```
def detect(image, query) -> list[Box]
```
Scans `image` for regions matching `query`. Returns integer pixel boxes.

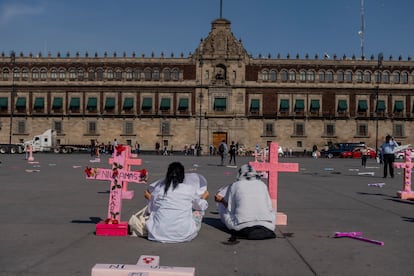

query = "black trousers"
[382,153,395,177]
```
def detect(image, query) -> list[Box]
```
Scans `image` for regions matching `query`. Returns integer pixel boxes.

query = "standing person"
[155,142,160,155]
[361,146,368,168]
[144,162,209,243]
[228,141,237,166]
[381,135,399,178]
[218,140,228,166]
[214,164,276,240]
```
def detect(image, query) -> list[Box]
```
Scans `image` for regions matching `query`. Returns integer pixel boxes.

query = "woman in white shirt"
[145,162,209,243]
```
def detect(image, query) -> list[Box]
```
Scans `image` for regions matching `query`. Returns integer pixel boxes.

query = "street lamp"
[375,52,383,154]
[9,51,16,145]
[197,58,203,156]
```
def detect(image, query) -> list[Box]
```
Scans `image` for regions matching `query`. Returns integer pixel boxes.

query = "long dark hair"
[164,162,185,195]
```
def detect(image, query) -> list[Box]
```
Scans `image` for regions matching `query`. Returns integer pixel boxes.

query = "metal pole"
[197,58,203,156]
[9,51,16,145]
[375,53,383,153]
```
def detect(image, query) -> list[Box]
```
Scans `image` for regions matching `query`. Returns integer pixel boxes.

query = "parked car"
[395,149,414,160]
[322,142,366,158]
[340,147,376,159]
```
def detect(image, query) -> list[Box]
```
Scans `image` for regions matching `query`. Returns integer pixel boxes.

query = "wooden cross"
[85,145,147,236]
[249,142,299,225]
[394,149,414,200]
[27,145,34,161]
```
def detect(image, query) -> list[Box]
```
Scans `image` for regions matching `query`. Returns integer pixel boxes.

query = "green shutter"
[280,99,289,110]
[214,98,226,109]
[295,99,304,110]
[376,100,385,112]
[123,98,134,109]
[394,101,404,112]
[337,100,347,111]
[87,98,97,110]
[69,97,80,109]
[105,97,115,109]
[34,97,44,108]
[178,98,189,110]
[160,98,171,110]
[358,100,367,111]
[16,97,26,108]
[52,97,62,109]
[310,99,320,110]
[142,98,152,110]
[0,97,8,108]
[250,99,260,111]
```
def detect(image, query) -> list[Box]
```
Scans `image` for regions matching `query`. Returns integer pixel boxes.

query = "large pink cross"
[85,145,147,236]
[394,149,414,200]
[249,142,299,225]
[109,146,142,199]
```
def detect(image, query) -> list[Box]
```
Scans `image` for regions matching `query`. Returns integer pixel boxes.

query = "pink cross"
[394,149,414,200]
[85,145,147,236]
[109,146,142,199]
[249,142,299,225]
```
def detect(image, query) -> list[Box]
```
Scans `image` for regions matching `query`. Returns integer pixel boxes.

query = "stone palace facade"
[1,18,413,154]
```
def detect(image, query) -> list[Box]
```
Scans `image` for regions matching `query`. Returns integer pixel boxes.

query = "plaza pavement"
[0,152,413,276]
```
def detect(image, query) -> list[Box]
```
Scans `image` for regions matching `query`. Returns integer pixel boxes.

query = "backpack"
[218,143,225,153]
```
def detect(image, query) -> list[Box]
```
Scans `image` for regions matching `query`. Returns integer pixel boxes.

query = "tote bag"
[128,206,149,237]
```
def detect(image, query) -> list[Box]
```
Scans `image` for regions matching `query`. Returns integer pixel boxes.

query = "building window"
[178,98,189,111]
[87,97,98,112]
[115,69,122,81]
[393,123,404,137]
[294,99,304,112]
[172,68,179,81]
[88,69,95,81]
[164,69,171,81]
[213,97,226,112]
[269,70,277,81]
[153,68,160,80]
[126,70,133,81]
[124,122,133,135]
[59,69,66,80]
[281,70,288,81]
[289,70,296,81]
[78,69,85,81]
[325,123,335,137]
[319,71,325,82]
[310,99,320,112]
[383,72,390,83]
[357,123,368,137]
[141,97,152,111]
[307,70,315,81]
[133,68,141,80]
[97,69,104,81]
[104,97,116,112]
[357,100,368,113]
[69,69,76,80]
[123,97,134,112]
[394,100,404,113]
[250,99,260,113]
[160,98,171,111]
[355,70,363,82]
[337,71,344,82]
[33,97,45,112]
[32,68,39,80]
[0,97,8,112]
[69,97,80,112]
[88,121,97,135]
[262,70,269,81]
[232,70,236,80]
[22,68,29,80]
[107,69,114,80]
[161,121,170,135]
[17,121,26,134]
[401,72,408,84]
[393,72,400,84]
[294,122,305,136]
[279,99,289,113]
[54,121,62,134]
[265,122,274,136]
[15,97,26,112]
[345,71,353,82]
[364,71,371,82]
[299,70,306,81]
[144,68,152,80]
[337,100,348,113]
[2,69,9,81]
[326,71,334,82]
[40,68,47,80]
[13,68,20,81]
[376,100,386,113]
[52,97,63,112]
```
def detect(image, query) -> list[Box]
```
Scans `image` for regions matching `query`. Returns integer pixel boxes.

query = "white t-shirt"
[146,173,208,243]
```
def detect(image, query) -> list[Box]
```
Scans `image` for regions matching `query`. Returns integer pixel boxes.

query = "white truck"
[23,129,89,153]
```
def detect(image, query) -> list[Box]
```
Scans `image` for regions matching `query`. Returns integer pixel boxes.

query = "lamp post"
[375,53,383,154]
[197,57,203,156]
[9,51,16,145]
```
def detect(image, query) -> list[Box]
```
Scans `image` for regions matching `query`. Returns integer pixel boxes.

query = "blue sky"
[0,0,412,59]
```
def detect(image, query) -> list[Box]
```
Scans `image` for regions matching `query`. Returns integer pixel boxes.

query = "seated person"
[144,162,209,243]
[215,164,276,240]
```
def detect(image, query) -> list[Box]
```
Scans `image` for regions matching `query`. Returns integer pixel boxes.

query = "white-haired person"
[214,164,276,240]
